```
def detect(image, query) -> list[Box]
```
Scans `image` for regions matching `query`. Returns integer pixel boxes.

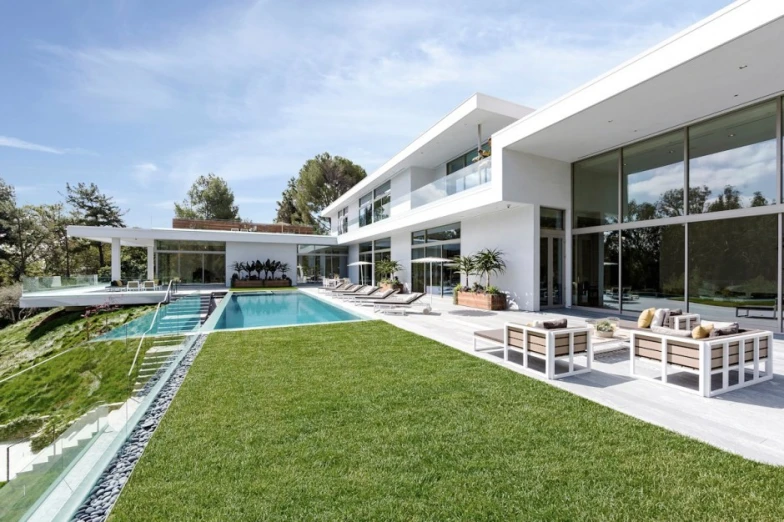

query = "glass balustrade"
[411,157,492,209]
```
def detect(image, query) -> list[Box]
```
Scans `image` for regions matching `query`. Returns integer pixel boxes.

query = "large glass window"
[573,231,619,310]
[297,245,349,283]
[157,252,225,284]
[688,101,778,213]
[623,131,685,221]
[155,240,225,252]
[337,207,348,235]
[373,181,391,222]
[688,215,777,322]
[573,151,619,228]
[358,193,372,227]
[410,224,461,295]
[540,208,564,230]
[425,223,461,242]
[621,225,685,314]
[446,142,490,175]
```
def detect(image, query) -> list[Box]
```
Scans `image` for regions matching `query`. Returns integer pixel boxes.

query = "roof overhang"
[494,0,784,162]
[67,226,339,247]
[322,93,533,216]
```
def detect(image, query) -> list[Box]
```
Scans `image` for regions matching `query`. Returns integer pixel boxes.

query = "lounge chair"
[318,280,350,293]
[335,286,378,299]
[346,288,398,304]
[142,280,157,291]
[329,284,363,295]
[373,293,427,315]
[126,280,141,291]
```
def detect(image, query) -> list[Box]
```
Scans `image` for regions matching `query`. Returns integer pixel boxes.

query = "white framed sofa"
[503,322,593,380]
[629,328,773,397]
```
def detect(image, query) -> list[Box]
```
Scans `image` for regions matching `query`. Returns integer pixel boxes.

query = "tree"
[277,153,366,233]
[453,255,476,287]
[1,204,55,281]
[0,178,14,248]
[751,191,768,207]
[175,173,240,221]
[707,185,742,212]
[65,182,126,267]
[473,248,506,288]
[274,177,300,224]
[375,259,403,282]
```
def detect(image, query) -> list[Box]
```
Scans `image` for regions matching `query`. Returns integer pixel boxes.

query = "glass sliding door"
[621,225,684,314]
[573,231,619,310]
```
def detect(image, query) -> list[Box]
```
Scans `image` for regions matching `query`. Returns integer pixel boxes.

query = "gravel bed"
[70,334,207,522]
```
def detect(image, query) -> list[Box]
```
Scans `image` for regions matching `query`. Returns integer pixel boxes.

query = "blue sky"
[0,0,730,227]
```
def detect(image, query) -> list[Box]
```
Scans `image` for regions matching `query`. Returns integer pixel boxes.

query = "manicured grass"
[111,322,784,521]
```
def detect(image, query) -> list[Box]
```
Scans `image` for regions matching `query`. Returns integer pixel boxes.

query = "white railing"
[128,280,175,377]
[411,157,492,209]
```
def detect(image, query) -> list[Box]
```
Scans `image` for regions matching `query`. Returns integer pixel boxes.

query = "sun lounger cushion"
[637,308,655,328]
[669,308,683,316]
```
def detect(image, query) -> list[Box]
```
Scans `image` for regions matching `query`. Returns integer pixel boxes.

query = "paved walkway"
[304,289,784,466]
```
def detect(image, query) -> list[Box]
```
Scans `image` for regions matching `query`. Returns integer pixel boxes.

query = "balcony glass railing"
[21,275,100,294]
[411,157,492,209]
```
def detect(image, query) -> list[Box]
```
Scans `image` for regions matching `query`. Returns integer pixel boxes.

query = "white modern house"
[28,0,784,331]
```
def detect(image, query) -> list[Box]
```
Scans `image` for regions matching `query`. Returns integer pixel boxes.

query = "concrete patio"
[302,288,784,466]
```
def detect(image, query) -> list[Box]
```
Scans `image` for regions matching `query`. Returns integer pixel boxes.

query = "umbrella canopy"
[411,257,454,306]
[347,261,373,285]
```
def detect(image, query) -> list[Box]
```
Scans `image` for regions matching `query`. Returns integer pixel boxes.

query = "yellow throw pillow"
[637,308,655,328]
[692,325,711,339]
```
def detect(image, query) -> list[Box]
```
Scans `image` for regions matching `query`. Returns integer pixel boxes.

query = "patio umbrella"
[347,261,373,285]
[411,257,453,307]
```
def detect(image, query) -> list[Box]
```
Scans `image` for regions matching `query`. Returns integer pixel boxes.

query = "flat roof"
[494,0,784,161]
[67,226,339,247]
[321,93,533,216]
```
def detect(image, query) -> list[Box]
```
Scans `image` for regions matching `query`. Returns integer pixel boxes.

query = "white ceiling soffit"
[499,2,784,162]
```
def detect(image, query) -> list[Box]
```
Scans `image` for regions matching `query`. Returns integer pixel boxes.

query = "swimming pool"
[210,292,364,330]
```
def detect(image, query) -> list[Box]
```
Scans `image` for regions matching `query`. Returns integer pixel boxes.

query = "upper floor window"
[359,181,391,227]
[446,141,490,175]
[337,207,348,235]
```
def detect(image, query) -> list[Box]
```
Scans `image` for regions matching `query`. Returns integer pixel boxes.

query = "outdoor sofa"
[477,320,593,379]
[631,308,773,397]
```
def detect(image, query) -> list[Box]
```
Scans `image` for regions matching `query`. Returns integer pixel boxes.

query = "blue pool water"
[213,292,363,330]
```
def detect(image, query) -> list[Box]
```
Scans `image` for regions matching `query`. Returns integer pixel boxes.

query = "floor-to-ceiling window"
[373,238,391,282]
[155,240,226,284]
[572,96,784,331]
[297,245,349,283]
[358,241,373,284]
[411,223,460,295]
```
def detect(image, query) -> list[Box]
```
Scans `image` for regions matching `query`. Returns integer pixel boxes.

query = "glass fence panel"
[411,157,492,209]
[21,275,100,294]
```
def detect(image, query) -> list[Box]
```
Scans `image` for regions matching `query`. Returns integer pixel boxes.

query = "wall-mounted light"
[728,133,736,138]
[739,65,748,70]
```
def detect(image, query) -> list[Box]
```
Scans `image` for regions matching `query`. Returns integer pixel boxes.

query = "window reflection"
[573,231,619,310]
[621,225,685,313]
[573,151,619,228]
[688,101,777,213]
[622,131,684,221]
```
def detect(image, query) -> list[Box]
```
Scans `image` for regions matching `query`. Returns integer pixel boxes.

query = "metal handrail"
[128,280,174,377]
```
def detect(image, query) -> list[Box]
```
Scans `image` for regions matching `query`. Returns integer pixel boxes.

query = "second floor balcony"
[411,157,492,209]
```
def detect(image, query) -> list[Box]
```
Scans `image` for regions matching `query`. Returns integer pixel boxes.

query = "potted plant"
[456,249,507,310]
[594,319,616,338]
[376,259,404,291]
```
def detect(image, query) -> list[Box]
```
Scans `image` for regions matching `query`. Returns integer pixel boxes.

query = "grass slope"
[112,322,784,521]
[0,306,153,428]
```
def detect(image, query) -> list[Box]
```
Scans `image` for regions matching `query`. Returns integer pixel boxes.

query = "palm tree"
[279,262,290,279]
[473,248,506,288]
[262,259,274,280]
[253,259,263,279]
[375,259,403,281]
[453,255,476,287]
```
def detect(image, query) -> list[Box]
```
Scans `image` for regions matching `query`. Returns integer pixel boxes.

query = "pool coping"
[200,289,374,334]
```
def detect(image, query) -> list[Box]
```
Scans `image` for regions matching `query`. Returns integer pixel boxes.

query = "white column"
[111,238,121,281]
[147,245,155,280]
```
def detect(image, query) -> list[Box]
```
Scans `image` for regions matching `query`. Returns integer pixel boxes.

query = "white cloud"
[32,0,720,222]
[0,136,88,154]
[132,162,159,187]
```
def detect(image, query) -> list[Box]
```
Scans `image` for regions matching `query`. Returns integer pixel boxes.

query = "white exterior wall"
[225,242,298,287]
[390,232,412,290]
[500,149,571,208]
[461,206,538,311]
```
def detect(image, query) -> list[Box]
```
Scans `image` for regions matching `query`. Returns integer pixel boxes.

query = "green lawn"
[111,322,784,521]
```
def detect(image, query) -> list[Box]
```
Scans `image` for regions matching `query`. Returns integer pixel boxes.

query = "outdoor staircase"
[153,294,209,335]
[132,338,185,394]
